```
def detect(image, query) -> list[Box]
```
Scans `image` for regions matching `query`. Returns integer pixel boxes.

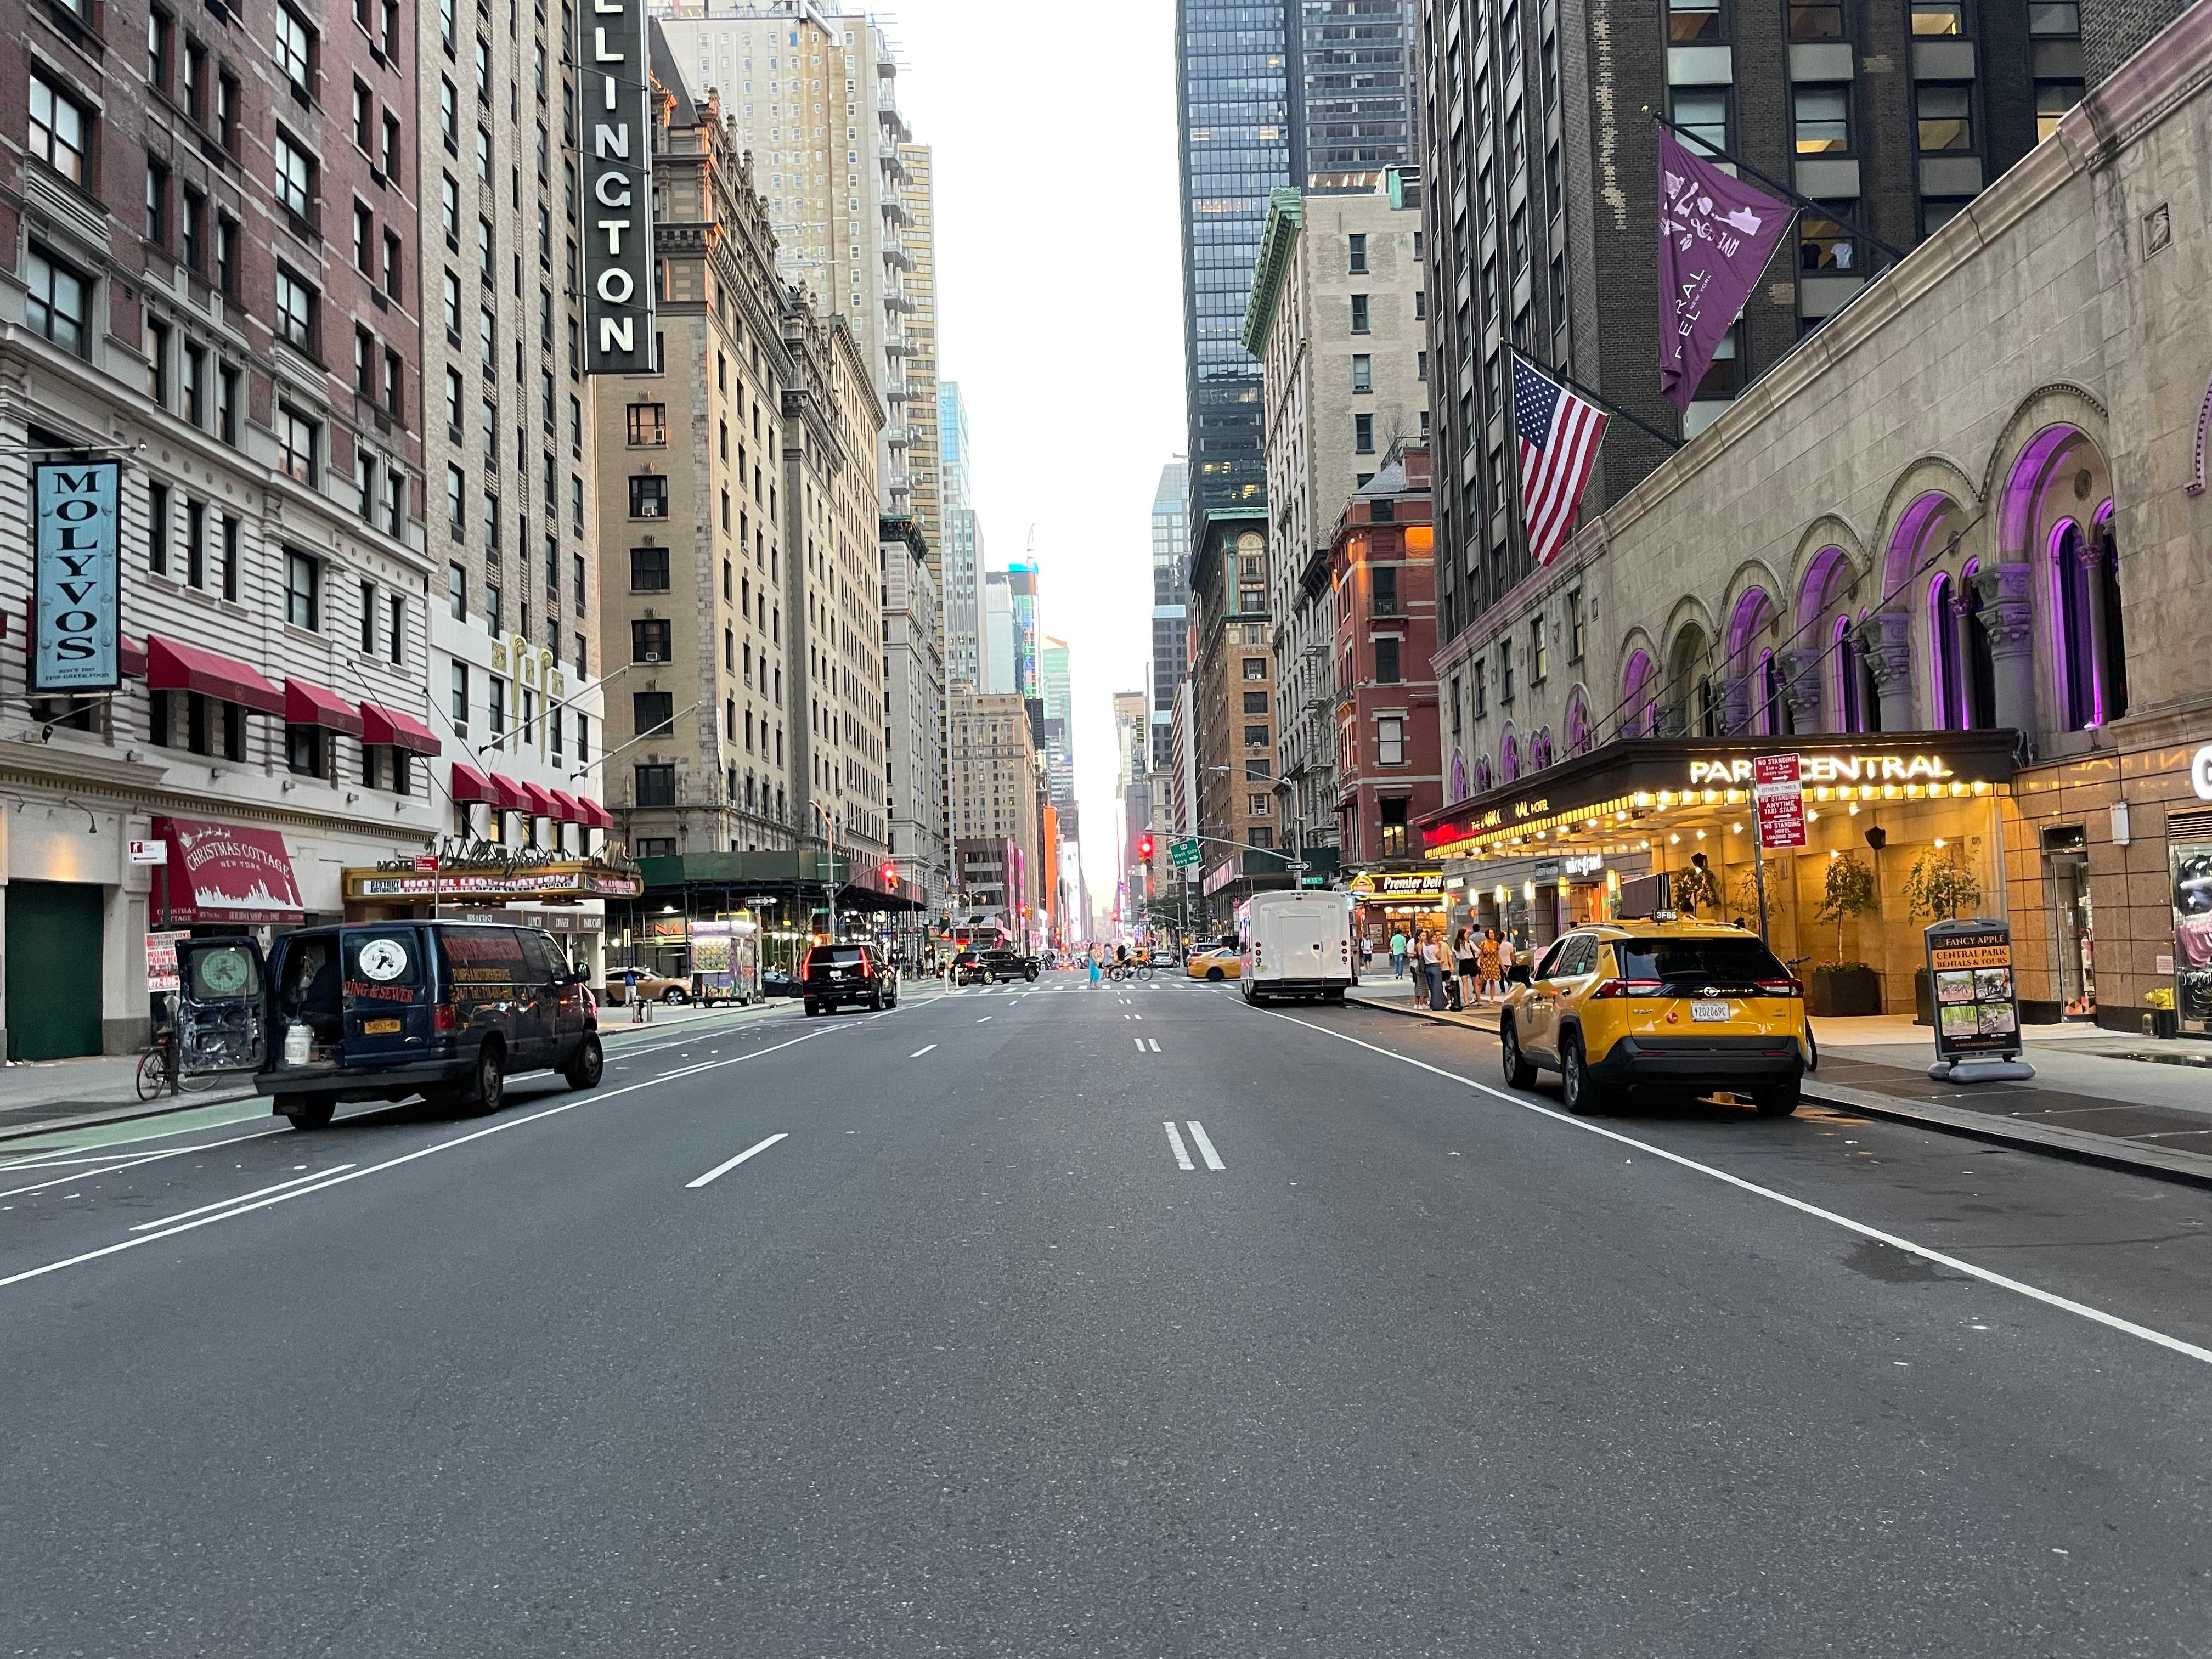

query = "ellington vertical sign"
[581,0,655,374]
[32,459,122,695]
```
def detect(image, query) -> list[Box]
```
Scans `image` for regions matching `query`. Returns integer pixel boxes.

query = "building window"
[629,546,670,591]
[283,549,321,630]
[1242,690,1269,715]
[1793,86,1850,154]
[275,132,315,222]
[484,582,502,635]
[487,675,506,738]
[632,618,673,662]
[1352,353,1372,393]
[1244,724,1269,748]
[277,3,315,95]
[2036,81,2083,142]
[1347,232,1367,274]
[1800,204,1859,272]
[1916,84,1974,151]
[1696,324,1744,400]
[1374,637,1401,684]
[450,660,470,734]
[1349,293,1370,334]
[1354,413,1376,453]
[285,723,326,779]
[634,691,674,736]
[629,475,668,518]
[1910,0,1964,33]
[278,405,319,483]
[1376,717,1406,765]
[146,157,170,244]
[1669,0,1725,40]
[29,76,91,185]
[1790,0,1845,36]
[1532,619,1550,682]
[1672,90,1729,154]
[627,402,667,445]
[26,246,90,354]
[275,268,318,352]
[635,764,676,808]
[1242,656,1267,680]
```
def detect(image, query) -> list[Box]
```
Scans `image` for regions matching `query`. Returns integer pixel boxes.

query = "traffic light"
[880,861,898,887]
[1138,833,1154,861]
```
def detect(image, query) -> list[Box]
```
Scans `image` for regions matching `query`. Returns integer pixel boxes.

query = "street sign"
[412,855,440,874]
[128,839,169,865]
[1169,838,1201,868]
[1752,753,1806,850]
[145,929,188,994]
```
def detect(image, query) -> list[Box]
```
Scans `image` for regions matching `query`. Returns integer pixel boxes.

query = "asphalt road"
[4,973,2211,1657]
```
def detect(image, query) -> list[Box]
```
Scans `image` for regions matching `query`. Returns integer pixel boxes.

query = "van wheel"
[278,1095,334,1130]
[460,1041,505,1116]
[1754,1080,1801,1117]
[1560,1033,1601,1115]
[563,1034,604,1091]
[1501,1017,1538,1090]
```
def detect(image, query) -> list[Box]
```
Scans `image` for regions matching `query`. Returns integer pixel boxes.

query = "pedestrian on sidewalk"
[1421,932,1448,1009]
[1496,931,1517,995]
[1453,926,1477,1008]
[1390,928,1408,979]
[1476,928,1502,1005]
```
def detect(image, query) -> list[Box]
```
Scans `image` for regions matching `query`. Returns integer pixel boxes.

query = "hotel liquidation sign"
[580,0,655,374]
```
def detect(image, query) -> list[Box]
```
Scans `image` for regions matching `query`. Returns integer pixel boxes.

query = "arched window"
[1501,727,1520,783]
[2095,508,2128,721]
[1961,560,1997,729]
[2051,519,2096,729]
[1473,753,1495,794]
[1928,572,1961,730]
[1622,651,1657,737]
[1757,648,1793,735]
[1832,616,1863,732]
[1529,726,1555,770]
[1565,687,1593,754]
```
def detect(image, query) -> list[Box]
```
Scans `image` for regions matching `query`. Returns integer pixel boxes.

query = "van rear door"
[340,926,433,1064]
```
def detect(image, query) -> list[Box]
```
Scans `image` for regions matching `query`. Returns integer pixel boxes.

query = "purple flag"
[1656,131,1794,411]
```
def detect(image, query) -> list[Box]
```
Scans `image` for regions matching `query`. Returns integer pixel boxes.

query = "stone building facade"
[881,515,944,913]
[1424,3,2212,1030]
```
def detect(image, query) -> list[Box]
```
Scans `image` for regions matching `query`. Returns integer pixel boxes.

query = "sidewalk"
[0,995,789,1143]
[1344,983,2212,1188]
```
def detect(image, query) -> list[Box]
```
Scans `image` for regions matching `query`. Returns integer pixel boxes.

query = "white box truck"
[1234,890,1357,1005]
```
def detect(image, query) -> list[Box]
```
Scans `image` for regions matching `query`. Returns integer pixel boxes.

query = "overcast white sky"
[884,0,1186,915]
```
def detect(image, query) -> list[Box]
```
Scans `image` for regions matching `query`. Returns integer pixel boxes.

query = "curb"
[1800,1079,2212,1190]
[0,1001,792,1146]
[1350,992,2212,1191]
[1346,994,1499,1034]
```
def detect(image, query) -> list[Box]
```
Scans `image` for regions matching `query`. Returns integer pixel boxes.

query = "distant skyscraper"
[1007,562,1040,699]
[940,382,982,689]
[1148,460,1190,775]
[982,571,1016,695]
[1173,2,1417,524]
[1041,637,1075,812]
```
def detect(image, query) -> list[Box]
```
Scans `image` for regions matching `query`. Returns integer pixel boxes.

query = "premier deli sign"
[581,0,655,375]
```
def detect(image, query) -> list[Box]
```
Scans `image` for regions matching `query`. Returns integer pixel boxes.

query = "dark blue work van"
[253,921,602,1130]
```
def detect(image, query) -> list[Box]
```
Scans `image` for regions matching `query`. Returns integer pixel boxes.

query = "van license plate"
[1691,1001,1731,1022]
[362,1018,402,1035]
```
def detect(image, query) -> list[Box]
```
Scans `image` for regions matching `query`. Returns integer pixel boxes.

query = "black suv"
[802,943,899,1015]
[954,948,1038,986]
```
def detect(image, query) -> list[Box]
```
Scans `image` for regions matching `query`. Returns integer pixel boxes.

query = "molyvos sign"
[32,460,121,695]
[580,0,654,374]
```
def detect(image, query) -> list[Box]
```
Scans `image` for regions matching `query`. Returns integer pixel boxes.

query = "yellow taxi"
[1186,947,1243,981]
[1497,915,1809,1116]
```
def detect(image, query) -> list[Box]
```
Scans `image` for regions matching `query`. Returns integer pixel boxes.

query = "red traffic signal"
[1138,834,1154,861]
[879,861,898,887]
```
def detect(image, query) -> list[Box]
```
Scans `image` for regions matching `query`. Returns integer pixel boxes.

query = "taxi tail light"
[432,1002,459,1034]
[1590,978,1664,999]
[1757,978,1805,997]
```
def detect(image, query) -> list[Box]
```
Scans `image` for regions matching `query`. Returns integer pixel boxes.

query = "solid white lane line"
[0,1029,831,1294]
[1147,1038,1161,1052]
[1255,1006,2212,1372]
[1132,1037,1146,1051]
[1163,1121,1194,1171]
[910,1044,938,1058]
[685,1133,788,1189]
[976,1015,992,1023]
[128,1165,357,1232]
[1186,1120,1224,1171]
[0,1127,294,1199]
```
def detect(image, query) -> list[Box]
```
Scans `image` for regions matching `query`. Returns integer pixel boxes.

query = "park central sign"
[1688,752,1957,788]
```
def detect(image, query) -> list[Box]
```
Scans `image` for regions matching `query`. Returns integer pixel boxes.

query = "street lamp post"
[811,800,838,941]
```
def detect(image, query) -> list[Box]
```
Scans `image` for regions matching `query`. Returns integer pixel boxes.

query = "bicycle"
[1133,962,1155,982]
[134,1017,263,1101]
[1107,963,1132,983]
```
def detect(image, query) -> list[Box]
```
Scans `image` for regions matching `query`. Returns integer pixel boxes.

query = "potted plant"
[1809,851,1882,1016]
[1905,841,1985,1024]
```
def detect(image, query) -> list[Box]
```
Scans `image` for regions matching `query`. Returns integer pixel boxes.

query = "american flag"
[1510,351,1609,566]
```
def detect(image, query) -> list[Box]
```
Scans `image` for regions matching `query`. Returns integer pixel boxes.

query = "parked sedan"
[599,968,693,1006]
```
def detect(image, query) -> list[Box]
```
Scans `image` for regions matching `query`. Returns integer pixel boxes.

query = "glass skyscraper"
[1175,4,1417,525]
[1148,460,1190,775]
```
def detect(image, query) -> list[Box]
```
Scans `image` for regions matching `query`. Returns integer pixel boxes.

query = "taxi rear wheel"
[1754,1080,1801,1116]
[1559,1032,1602,1115]
[1500,1015,1538,1090]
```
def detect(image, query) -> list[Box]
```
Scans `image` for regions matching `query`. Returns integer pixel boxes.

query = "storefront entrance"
[7,881,105,1060]
[2041,828,2096,1019]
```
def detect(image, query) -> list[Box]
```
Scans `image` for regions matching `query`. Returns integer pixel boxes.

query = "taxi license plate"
[1691,1001,1732,1022]
[363,1018,402,1035]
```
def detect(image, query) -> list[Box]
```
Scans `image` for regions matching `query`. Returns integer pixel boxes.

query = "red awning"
[577,798,613,830]
[151,816,305,924]
[486,774,528,812]
[517,781,558,819]
[549,788,585,822]
[145,636,285,716]
[121,636,146,678]
[359,700,442,755]
[449,762,495,803]
[284,678,365,736]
